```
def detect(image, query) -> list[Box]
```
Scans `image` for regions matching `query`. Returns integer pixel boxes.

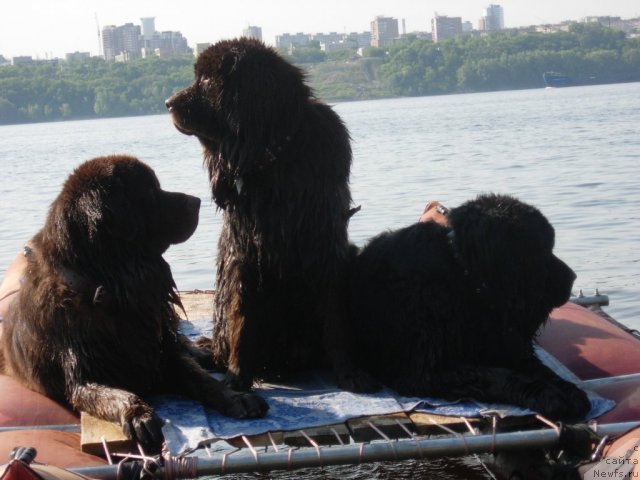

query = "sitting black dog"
[349,193,590,421]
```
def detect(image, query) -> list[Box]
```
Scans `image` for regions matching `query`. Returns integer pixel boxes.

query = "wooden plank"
[283,423,351,447]
[226,431,285,448]
[409,412,481,436]
[347,413,415,443]
[80,412,135,457]
[492,414,539,431]
[178,291,214,319]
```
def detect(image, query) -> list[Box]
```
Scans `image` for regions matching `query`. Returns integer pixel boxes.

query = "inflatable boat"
[1,288,639,479]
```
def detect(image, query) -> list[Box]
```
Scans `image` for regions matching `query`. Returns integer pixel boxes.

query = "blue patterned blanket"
[153,320,614,455]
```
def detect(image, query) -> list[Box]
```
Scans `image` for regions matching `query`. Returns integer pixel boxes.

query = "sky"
[1,0,639,59]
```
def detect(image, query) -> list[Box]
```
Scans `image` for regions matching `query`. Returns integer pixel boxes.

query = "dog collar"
[23,243,110,307]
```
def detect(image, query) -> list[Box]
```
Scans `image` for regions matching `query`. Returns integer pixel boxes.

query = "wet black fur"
[167,38,376,392]
[0,155,267,452]
[349,194,591,421]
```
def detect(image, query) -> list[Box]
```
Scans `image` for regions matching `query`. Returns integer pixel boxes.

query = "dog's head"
[166,38,311,201]
[45,155,200,261]
[448,194,576,330]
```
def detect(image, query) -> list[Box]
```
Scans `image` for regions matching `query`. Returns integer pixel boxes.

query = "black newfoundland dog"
[166,38,374,392]
[349,193,590,421]
[0,155,267,452]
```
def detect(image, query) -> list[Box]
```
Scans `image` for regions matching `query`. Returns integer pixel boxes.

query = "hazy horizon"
[1,0,639,59]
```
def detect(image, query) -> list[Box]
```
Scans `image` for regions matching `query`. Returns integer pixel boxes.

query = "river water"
[1,82,639,478]
[1,82,638,328]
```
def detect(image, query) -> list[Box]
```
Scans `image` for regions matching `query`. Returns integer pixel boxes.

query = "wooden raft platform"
[81,291,539,457]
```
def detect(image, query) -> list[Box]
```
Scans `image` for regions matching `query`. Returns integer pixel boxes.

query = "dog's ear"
[65,176,138,244]
[44,179,136,258]
[224,47,309,176]
[99,177,139,242]
[449,198,530,297]
[451,196,565,304]
[457,218,522,290]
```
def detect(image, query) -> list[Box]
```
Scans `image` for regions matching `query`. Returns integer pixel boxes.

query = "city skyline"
[1,0,639,59]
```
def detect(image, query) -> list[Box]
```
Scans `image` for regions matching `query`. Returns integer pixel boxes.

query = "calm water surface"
[1,83,638,327]
[1,83,639,479]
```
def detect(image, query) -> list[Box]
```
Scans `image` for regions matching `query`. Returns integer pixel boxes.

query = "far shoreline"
[3,80,640,128]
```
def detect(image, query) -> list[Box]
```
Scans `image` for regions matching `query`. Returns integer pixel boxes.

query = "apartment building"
[243,26,263,41]
[371,16,399,47]
[103,19,190,61]
[431,15,462,42]
[480,4,504,31]
[102,23,141,61]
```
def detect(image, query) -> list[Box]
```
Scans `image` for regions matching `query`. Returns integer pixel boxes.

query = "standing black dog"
[166,38,375,392]
[0,155,267,453]
[349,193,591,421]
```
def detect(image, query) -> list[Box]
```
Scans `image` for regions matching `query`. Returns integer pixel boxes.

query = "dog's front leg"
[69,383,163,452]
[423,365,587,422]
[517,354,591,419]
[168,349,268,418]
[224,300,262,391]
[179,334,216,370]
[211,251,259,391]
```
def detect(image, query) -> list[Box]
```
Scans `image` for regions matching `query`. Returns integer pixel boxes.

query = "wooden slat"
[80,413,135,457]
[283,423,351,447]
[227,431,285,448]
[409,412,481,436]
[347,413,415,443]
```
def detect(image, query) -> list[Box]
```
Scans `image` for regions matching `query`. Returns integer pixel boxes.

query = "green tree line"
[378,23,640,96]
[0,56,193,124]
[1,23,639,125]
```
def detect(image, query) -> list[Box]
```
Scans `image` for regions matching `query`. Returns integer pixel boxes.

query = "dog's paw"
[122,409,164,453]
[525,382,590,422]
[530,396,571,421]
[194,336,213,350]
[189,345,216,370]
[336,368,382,393]
[540,383,591,422]
[221,391,269,419]
[223,371,254,392]
[560,384,592,421]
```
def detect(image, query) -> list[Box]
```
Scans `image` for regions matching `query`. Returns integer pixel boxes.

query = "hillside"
[1,23,638,125]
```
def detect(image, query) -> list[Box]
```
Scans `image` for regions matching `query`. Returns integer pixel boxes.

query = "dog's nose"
[165,96,174,111]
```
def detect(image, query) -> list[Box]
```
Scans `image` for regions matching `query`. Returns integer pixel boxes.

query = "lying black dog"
[349,193,590,421]
[0,155,267,452]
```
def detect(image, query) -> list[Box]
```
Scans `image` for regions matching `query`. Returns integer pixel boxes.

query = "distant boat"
[542,72,640,88]
[543,71,598,88]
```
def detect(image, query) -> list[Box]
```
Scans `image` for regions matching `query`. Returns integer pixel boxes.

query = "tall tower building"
[140,17,156,41]
[120,23,142,55]
[370,16,399,48]
[102,26,117,60]
[431,15,462,42]
[243,25,263,41]
[102,23,142,61]
[482,4,504,31]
